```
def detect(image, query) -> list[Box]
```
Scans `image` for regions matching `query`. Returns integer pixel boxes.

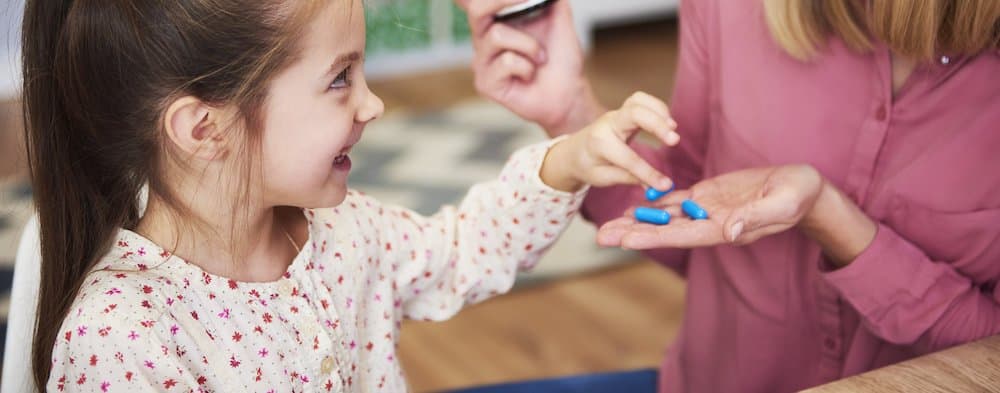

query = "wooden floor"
[399,260,685,392]
[374,19,685,392]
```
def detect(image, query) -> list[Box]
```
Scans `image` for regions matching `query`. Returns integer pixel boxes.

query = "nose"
[355,87,384,124]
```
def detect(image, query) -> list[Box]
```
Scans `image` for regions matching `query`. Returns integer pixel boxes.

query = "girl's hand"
[597,165,826,249]
[456,0,603,137]
[540,92,680,192]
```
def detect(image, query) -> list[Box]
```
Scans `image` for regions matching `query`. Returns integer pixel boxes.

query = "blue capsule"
[681,199,709,220]
[635,207,672,225]
[645,184,675,202]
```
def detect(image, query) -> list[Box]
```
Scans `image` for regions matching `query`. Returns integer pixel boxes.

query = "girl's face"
[259,0,383,209]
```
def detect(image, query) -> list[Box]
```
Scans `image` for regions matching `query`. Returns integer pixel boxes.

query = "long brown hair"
[765,0,1000,60]
[22,0,315,387]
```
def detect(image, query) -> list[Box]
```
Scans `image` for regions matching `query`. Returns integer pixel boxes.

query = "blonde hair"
[764,0,1000,61]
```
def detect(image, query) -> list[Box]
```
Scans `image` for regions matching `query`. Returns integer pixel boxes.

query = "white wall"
[0,0,24,99]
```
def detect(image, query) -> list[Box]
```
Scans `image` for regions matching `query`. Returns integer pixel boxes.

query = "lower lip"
[333,155,352,171]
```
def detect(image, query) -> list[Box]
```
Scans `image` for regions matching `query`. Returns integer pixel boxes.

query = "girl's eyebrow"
[322,51,363,78]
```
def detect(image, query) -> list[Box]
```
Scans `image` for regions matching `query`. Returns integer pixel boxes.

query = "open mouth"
[333,145,353,169]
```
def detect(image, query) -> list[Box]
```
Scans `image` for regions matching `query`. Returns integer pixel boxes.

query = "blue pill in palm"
[645,184,675,202]
[681,199,709,220]
[635,207,671,225]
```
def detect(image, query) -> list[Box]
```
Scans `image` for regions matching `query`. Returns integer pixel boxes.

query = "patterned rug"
[0,99,635,372]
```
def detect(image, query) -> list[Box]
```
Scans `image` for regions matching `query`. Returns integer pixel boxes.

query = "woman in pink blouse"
[461,0,1000,391]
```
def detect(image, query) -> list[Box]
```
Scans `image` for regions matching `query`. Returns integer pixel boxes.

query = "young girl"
[22,0,679,391]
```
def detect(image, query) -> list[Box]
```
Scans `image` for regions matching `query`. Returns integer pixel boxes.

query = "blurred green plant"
[365,1,470,54]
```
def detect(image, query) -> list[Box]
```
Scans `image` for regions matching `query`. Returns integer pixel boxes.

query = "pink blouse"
[582,0,1000,391]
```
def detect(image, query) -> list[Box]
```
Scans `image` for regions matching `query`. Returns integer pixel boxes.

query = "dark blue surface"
[446,369,658,393]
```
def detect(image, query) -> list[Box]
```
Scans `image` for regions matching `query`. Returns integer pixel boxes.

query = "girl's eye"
[329,66,352,90]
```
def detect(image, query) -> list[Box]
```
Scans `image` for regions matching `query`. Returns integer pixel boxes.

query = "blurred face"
[260,0,383,208]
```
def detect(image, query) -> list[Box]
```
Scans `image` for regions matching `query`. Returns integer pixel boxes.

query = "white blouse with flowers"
[48,140,587,392]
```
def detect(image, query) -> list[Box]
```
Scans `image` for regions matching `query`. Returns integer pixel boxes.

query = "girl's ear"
[164,96,229,160]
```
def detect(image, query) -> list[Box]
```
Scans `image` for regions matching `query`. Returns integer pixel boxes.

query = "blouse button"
[824,337,838,351]
[303,322,319,337]
[875,105,887,121]
[320,355,336,374]
[278,279,295,297]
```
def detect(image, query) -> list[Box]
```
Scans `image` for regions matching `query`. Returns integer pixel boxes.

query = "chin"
[313,186,349,209]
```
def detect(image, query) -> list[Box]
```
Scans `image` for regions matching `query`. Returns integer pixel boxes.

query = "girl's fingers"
[597,142,673,190]
[625,92,676,128]
[612,105,680,147]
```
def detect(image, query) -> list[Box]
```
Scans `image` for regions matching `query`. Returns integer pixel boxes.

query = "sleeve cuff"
[505,135,589,204]
[821,223,970,336]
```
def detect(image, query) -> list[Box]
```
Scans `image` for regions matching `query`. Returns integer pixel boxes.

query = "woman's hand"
[456,0,603,136]
[596,164,878,265]
[540,92,679,192]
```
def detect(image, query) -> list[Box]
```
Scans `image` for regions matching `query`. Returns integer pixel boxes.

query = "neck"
[135,186,298,283]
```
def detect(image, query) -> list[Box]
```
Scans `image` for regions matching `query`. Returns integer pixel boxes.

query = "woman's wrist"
[799,179,878,267]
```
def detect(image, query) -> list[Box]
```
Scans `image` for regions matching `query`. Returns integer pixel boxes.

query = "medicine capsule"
[681,199,709,220]
[645,184,675,202]
[635,207,671,225]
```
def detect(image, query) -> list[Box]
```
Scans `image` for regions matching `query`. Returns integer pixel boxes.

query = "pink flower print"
[128,331,140,341]
[100,381,111,392]
[104,287,121,296]
[76,326,87,336]
[114,352,124,363]
[137,263,148,271]
[229,355,241,368]
[140,320,155,328]
[170,325,179,335]
[258,348,269,357]
[228,279,238,289]
[98,326,111,337]
[300,375,310,383]
[124,371,133,381]
[141,285,153,294]
[76,373,86,385]
[232,332,243,342]
[349,340,356,350]
[137,247,146,256]
[218,308,231,319]
[163,379,177,389]
[144,360,155,369]
[64,331,72,342]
